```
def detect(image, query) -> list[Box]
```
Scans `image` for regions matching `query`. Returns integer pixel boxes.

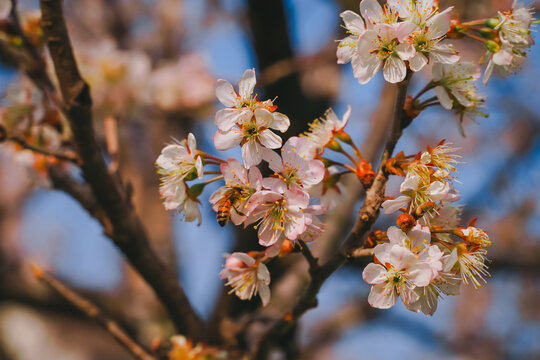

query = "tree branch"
[38,0,204,340]
[5,136,80,164]
[31,265,156,360]
[251,72,413,358]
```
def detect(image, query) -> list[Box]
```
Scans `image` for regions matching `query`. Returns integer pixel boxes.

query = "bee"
[216,187,247,227]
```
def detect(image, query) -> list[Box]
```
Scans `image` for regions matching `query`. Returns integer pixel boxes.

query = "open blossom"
[213,69,289,167]
[497,2,535,46]
[363,243,433,309]
[215,69,289,132]
[433,62,485,112]
[213,108,284,168]
[406,8,459,72]
[405,251,461,316]
[245,188,308,247]
[220,252,271,306]
[209,158,262,226]
[382,172,450,214]
[447,245,490,289]
[355,22,417,83]
[156,133,203,185]
[262,137,325,191]
[303,106,351,153]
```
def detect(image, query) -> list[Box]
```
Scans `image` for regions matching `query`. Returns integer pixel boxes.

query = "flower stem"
[203,175,224,185]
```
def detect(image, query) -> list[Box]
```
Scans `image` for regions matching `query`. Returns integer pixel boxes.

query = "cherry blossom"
[303,106,351,154]
[262,136,325,191]
[433,62,485,112]
[213,107,284,168]
[156,133,203,185]
[245,188,309,247]
[406,8,459,72]
[363,243,433,309]
[220,252,271,306]
[354,22,417,83]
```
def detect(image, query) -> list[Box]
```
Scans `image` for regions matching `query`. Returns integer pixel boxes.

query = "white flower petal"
[239,68,256,99]
[435,86,453,110]
[213,128,243,150]
[215,79,237,107]
[259,129,282,149]
[383,57,407,83]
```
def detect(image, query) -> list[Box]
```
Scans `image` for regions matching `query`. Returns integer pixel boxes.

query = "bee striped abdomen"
[217,199,232,227]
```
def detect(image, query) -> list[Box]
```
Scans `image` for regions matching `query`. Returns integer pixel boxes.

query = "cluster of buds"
[156,69,376,305]
[362,142,492,315]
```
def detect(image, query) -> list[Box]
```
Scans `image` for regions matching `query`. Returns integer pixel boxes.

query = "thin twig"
[31,265,157,360]
[7,136,80,164]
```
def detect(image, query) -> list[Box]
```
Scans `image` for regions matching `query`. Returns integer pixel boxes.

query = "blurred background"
[0,0,539,359]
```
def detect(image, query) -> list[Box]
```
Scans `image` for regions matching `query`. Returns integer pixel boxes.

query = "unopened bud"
[396,214,416,232]
[485,18,500,29]
[447,18,466,39]
[326,139,342,152]
[281,240,294,255]
[479,27,497,39]
[485,40,501,53]
[335,131,352,145]
[356,160,376,188]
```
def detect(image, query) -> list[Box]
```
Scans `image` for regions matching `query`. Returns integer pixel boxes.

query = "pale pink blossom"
[245,188,309,247]
[262,137,325,191]
[214,68,289,132]
[363,243,433,309]
[220,252,271,306]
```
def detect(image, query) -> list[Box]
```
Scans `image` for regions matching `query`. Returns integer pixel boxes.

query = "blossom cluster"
[155,1,535,313]
[338,0,536,133]
[362,142,492,314]
[156,69,368,305]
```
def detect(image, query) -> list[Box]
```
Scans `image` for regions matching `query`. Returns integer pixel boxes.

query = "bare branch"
[31,265,157,360]
[38,0,204,339]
